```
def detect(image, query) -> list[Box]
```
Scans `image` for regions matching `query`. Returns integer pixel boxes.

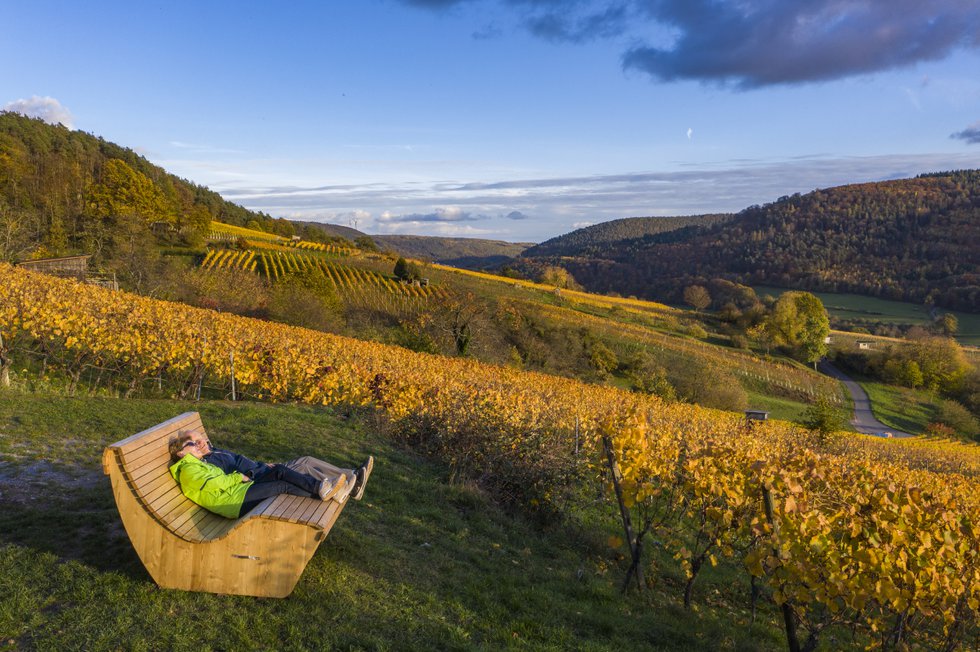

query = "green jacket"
[169,455,250,519]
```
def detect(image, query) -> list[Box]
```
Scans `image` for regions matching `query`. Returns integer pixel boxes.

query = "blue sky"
[4,0,980,243]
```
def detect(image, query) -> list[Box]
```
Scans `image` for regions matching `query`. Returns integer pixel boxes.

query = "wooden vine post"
[0,332,10,388]
[230,351,237,401]
[761,484,801,652]
[601,433,644,592]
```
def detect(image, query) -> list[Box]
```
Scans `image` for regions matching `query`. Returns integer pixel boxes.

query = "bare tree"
[0,200,35,262]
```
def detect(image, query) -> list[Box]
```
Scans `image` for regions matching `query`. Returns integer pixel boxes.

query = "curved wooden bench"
[102,412,349,598]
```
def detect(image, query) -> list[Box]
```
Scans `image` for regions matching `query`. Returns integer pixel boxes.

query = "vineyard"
[424,262,842,404]
[1,263,978,650]
[431,262,678,319]
[207,220,286,244]
[200,248,444,299]
[520,298,843,404]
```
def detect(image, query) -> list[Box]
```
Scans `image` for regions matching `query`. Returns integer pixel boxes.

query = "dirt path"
[817,360,914,438]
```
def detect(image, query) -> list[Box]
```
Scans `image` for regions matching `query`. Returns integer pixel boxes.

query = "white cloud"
[686,127,693,139]
[154,151,980,242]
[3,96,74,128]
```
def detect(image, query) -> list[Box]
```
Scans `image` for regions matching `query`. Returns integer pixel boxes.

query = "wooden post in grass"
[230,351,237,401]
[762,485,801,652]
[0,332,10,388]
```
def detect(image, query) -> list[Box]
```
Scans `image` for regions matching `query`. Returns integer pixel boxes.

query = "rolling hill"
[523,213,733,258]
[519,172,980,312]
[372,234,531,268]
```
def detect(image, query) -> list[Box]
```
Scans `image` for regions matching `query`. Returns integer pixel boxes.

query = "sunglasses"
[182,440,199,449]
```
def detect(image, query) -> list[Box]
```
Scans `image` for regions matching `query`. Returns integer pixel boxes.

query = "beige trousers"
[285,456,355,501]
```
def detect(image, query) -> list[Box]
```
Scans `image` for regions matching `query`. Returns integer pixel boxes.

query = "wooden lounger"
[102,412,349,598]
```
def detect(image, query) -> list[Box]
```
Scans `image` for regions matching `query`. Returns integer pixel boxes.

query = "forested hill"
[523,213,733,257]
[372,234,531,269]
[520,172,980,312]
[0,112,297,263]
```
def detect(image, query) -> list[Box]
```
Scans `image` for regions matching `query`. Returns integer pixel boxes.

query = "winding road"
[817,360,914,438]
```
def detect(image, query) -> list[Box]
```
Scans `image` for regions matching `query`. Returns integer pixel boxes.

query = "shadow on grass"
[0,476,150,581]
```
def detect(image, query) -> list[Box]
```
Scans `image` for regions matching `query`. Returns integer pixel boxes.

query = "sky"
[3,0,980,243]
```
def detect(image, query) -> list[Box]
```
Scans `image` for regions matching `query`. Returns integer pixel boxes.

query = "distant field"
[754,286,980,346]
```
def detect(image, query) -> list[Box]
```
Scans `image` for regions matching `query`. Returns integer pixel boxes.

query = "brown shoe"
[318,473,347,501]
[352,456,374,500]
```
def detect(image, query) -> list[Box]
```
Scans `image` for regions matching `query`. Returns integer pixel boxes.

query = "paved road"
[817,359,914,438]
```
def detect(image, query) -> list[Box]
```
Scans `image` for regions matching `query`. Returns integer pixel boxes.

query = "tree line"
[520,171,980,312]
[0,112,307,262]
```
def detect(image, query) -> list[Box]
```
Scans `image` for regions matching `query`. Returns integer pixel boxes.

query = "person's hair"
[168,431,196,464]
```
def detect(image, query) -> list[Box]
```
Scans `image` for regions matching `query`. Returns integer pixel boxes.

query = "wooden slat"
[198,515,237,540]
[173,508,216,539]
[145,485,183,511]
[136,472,176,502]
[248,496,279,517]
[110,412,201,454]
[153,492,191,522]
[296,499,322,524]
[163,499,202,531]
[314,501,342,530]
[122,446,174,476]
[269,496,297,519]
[280,497,314,523]
[119,424,191,462]
[129,469,172,496]
[249,495,289,519]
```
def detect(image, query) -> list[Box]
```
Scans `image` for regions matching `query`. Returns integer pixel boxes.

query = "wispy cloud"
[3,95,74,128]
[951,121,980,144]
[189,151,980,241]
[526,2,629,43]
[378,207,484,223]
[398,0,980,88]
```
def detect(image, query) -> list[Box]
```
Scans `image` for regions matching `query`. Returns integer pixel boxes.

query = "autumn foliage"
[1,263,978,648]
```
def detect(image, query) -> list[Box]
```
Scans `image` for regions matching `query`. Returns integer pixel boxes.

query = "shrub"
[588,340,618,377]
[730,334,750,350]
[686,322,708,339]
[671,363,747,412]
[935,399,980,440]
[924,422,957,438]
[175,267,269,317]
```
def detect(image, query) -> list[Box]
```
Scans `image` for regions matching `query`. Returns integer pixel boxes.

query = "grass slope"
[0,392,786,651]
[858,381,938,436]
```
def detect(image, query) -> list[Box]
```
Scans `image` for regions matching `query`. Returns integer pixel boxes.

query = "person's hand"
[241,475,252,483]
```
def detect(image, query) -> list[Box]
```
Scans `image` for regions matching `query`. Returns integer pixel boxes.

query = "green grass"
[754,286,980,346]
[0,391,791,651]
[859,382,938,436]
[744,391,815,424]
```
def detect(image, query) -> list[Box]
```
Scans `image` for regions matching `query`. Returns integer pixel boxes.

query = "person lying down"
[168,428,373,519]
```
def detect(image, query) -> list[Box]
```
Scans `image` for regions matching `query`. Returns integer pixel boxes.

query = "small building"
[17,255,118,291]
[857,341,875,350]
[150,221,177,235]
[744,410,769,422]
[18,254,92,280]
